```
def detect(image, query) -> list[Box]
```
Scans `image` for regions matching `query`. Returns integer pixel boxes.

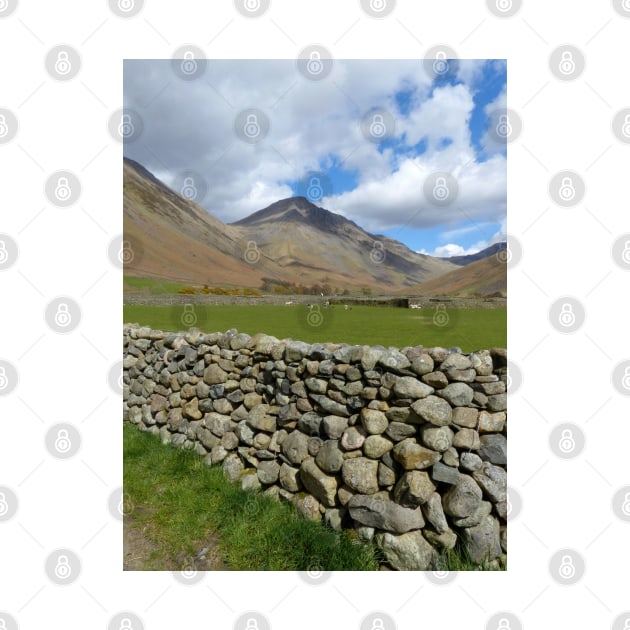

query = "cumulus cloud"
[123,59,506,245]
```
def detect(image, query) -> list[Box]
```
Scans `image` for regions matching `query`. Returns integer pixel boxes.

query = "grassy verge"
[123,304,506,351]
[123,423,381,571]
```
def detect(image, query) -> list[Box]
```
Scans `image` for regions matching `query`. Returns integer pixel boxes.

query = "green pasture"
[123,304,506,351]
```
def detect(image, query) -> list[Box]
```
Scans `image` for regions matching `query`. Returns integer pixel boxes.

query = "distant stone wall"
[123,324,508,570]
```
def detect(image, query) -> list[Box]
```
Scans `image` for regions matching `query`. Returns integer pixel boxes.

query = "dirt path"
[123,513,229,571]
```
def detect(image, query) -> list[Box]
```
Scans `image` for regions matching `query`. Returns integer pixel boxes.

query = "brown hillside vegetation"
[400,254,506,297]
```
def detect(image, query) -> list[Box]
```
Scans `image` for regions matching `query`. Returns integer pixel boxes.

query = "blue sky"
[124,59,507,257]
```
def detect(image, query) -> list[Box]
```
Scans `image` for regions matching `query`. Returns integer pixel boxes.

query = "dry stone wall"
[123,324,508,570]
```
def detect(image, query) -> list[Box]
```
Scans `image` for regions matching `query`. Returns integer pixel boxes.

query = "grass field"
[123,303,506,351]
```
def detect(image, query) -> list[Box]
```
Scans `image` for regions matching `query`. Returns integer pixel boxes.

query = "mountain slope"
[399,253,506,297]
[444,242,507,266]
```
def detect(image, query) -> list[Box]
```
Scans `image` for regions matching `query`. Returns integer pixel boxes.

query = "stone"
[345,365,362,381]
[342,458,379,494]
[206,412,232,437]
[392,439,440,470]
[500,525,507,553]
[253,432,271,450]
[378,348,411,372]
[421,371,448,389]
[420,425,453,452]
[257,460,280,485]
[296,494,321,522]
[210,445,228,465]
[460,452,483,472]
[221,431,239,450]
[423,528,457,550]
[452,428,480,450]
[461,515,503,564]
[212,398,233,415]
[442,474,483,518]
[182,398,202,420]
[243,392,263,410]
[150,394,168,414]
[478,434,507,465]
[203,364,227,385]
[315,440,344,473]
[445,368,476,383]
[324,508,345,532]
[472,462,507,503]
[246,404,276,432]
[375,531,437,571]
[348,494,425,534]
[281,430,310,465]
[241,470,262,492]
[437,382,474,407]
[394,471,435,506]
[279,463,301,492]
[361,346,385,370]
[307,437,323,457]
[392,377,433,400]
[300,458,338,507]
[356,526,375,541]
[285,340,311,362]
[487,393,507,412]
[411,395,452,426]
[422,492,449,534]
[322,415,348,439]
[360,408,388,435]
[197,428,220,450]
[222,453,244,482]
[410,354,434,376]
[452,499,492,527]
[386,421,417,442]
[452,407,479,428]
[297,411,323,436]
[234,420,255,446]
[476,381,506,396]
[305,377,328,394]
[341,426,367,451]
[470,350,493,376]
[309,394,349,417]
[440,353,472,370]
[442,446,459,467]
[378,462,397,487]
[431,462,460,485]
[363,435,394,459]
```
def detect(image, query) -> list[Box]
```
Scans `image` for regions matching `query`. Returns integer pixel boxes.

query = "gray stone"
[478,434,507,465]
[392,439,440,470]
[341,425,367,451]
[393,471,435,506]
[431,461,461,485]
[182,398,202,420]
[411,395,452,426]
[421,371,448,389]
[348,494,425,534]
[442,474,483,518]
[386,421,417,442]
[257,460,280,485]
[246,404,276,432]
[360,408,388,435]
[345,365,363,381]
[375,531,437,571]
[442,446,459,467]
[212,398,233,415]
[470,350,493,375]
[378,462,397,487]
[296,494,321,522]
[222,453,244,482]
[460,452,483,472]
[324,507,345,532]
[221,431,239,450]
[281,430,310,465]
[253,432,271,450]
[234,420,255,446]
[315,440,344,473]
[461,515,502,564]
[203,364,228,385]
[423,528,458,550]
[241,470,262,492]
[472,462,507,503]
[363,435,394,459]
[285,340,311,362]
[197,428,220,450]
[300,458,338,507]
[452,499,492,527]
[309,394,349,417]
[243,392,263,410]
[356,525,375,541]
[210,445,228,465]
[445,368,476,383]
[422,492,449,534]
[361,346,385,370]
[392,376,433,400]
[452,428,480,450]
[279,463,301,492]
[487,393,507,412]
[307,436,323,457]
[378,348,411,372]
[305,377,327,394]
[437,382,474,407]
[322,415,348,439]
[410,353,434,376]
[297,411,323,436]
[342,457,379,494]
[420,425,453,452]
[440,353,472,370]
[452,407,479,428]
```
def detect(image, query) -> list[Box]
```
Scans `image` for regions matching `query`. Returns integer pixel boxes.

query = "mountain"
[399,253,506,298]
[123,159,459,292]
[443,242,507,266]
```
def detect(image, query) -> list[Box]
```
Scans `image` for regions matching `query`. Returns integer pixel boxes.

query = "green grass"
[123,423,381,571]
[123,304,506,352]
[124,276,191,294]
